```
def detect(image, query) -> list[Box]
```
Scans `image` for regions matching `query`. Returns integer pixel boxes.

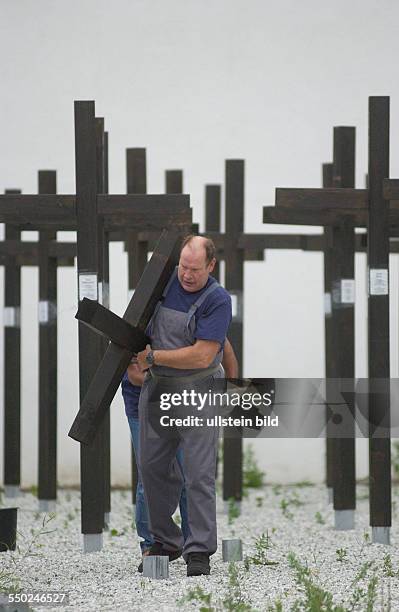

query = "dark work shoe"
[186,552,211,577]
[137,542,182,573]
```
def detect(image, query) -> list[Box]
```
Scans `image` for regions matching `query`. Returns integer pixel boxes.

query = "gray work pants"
[138,375,219,558]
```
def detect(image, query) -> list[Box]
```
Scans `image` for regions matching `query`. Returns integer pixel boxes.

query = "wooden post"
[38,171,58,511]
[3,189,22,498]
[95,119,111,529]
[322,163,334,504]
[205,185,221,282]
[223,160,243,509]
[368,97,391,544]
[126,147,148,505]
[75,101,105,552]
[165,170,183,194]
[331,127,356,529]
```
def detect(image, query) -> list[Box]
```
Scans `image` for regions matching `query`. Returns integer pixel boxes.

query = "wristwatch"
[145,350,155,367]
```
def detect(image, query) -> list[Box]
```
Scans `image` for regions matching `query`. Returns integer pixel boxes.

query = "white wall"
[0,0,399,485]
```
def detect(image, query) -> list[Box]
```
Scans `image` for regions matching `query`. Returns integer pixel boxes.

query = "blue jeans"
[127,415,190,552]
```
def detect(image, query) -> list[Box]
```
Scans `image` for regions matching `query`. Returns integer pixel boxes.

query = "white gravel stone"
[0,484,398,611]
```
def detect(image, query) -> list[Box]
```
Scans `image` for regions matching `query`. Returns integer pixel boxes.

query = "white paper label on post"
[128,289,135,302]
[38,301,49,323]
[340,279,355,304]
[369,269,389,296]
[4,306,20,327]
[231,294,238,318]
[78,273,98,301]
[98,282,103,306]
[229,291,243,322]
[324,292,332,316]
[102,282,109,308]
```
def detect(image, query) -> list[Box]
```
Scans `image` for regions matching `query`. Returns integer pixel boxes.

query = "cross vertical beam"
[205,185,221,281]
[368,96,391,544]
[96,119,111,528]
[3,189,22,498]
[38,170,58,511]
[223,160,244,508]
[126,147,148,505]
[322,163,335,504]
[331,127,356,529]
[166,170,183,194]
[75,101,105,551]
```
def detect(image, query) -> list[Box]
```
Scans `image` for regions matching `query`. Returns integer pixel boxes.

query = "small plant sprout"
[335,548,348,563]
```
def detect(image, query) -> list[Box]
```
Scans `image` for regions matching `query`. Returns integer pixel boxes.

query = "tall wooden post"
[322,163,334,504]
[75,101,105,552]
[223,160,243,509]
[331,127,356,529]
[3,189,22,498]
[126,148,148,505]
[205,185,221,282]
[368,97,391,544]
[95,119,111,528]
[38,171,58,511]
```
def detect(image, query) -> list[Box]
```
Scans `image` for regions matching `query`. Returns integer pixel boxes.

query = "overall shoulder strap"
[186,280,220,324]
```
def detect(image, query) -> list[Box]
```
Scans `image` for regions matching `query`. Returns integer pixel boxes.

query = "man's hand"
[127,362,145,386]
[137,344,152,371]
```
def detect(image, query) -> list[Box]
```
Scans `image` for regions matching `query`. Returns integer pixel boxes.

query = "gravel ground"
[1,484,399,611]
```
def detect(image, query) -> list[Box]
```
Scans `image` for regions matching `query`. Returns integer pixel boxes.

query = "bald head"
[178,235,216,292]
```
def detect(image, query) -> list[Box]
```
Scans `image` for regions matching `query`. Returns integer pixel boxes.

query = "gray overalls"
[138,269,225,557]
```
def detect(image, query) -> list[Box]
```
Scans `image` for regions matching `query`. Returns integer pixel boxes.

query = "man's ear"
[208,258,216,273]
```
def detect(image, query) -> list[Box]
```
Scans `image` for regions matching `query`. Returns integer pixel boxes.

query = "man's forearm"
[153,345,214,369]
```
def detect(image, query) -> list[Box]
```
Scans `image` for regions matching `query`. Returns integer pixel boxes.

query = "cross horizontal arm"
[75,298,149,351]
[0,194,191,230]
[68,229,182,445]
[264,206,369,227]
[0,240,76,259]
[276,188,368,209]
[383,179,399,202]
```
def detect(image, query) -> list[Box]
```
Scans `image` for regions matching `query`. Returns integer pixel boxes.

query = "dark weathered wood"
[3,189,22,493]
[74,101,105,536]
[263,206,369,227]
[368,97,391,531]
[125,148,148,505]
[69,230,184,446]
[223,160,243,504]
[205,185,221,281]
[96,120,111,524]
[322,163,334,495]
[0,194,191,230]
[331,127,356,517]
[383,179,399,200]
[76,299,149,349]
[276,188,368,209]
[0,240,76,259]
[38,170,58,504]
[166,170,183,194]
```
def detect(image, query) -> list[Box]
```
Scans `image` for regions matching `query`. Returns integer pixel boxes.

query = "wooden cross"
[1,175,76,508]
[263,96,392,544]
[0,100,192,551]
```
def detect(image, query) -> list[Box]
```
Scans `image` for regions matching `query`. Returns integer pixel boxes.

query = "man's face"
[178,245,215,292]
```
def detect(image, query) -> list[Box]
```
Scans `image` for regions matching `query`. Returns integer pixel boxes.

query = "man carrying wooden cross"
[136,235,235,576]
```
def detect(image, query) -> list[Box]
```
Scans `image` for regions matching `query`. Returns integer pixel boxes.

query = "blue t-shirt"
[121,275,232,418]
[158,274,232,346]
